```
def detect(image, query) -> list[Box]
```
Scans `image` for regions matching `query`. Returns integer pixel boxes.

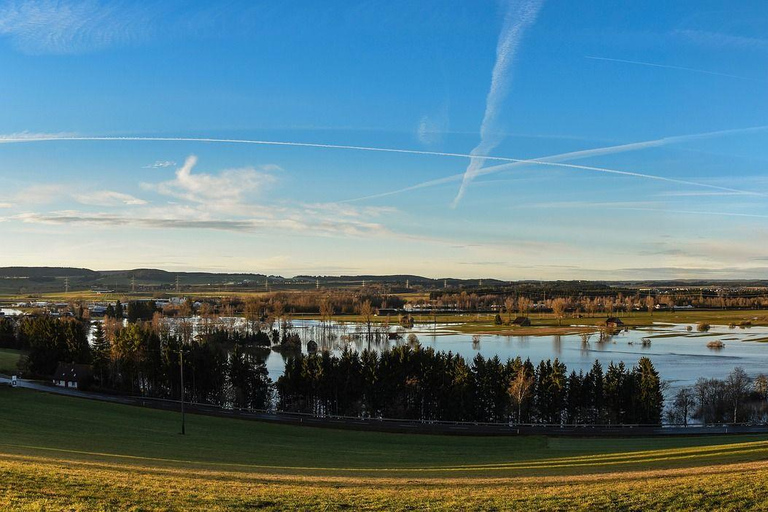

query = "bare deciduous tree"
[508,370,534,423]
[552,298,567,326]
[726,367,752,423]
[504,297,515,324]
[517,297,532,318]
[666,387,695,426]
[359,300,374,343]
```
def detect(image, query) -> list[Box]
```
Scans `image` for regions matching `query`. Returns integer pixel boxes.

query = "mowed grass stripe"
[2,439,767,474]
[3,453,768,510]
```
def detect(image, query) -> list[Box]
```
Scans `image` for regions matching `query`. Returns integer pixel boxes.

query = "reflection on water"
[264,320,768,393]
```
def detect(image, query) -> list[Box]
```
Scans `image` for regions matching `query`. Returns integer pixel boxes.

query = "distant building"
[511,316,531,327]
[52,363,92,389]
[89,305,107,316]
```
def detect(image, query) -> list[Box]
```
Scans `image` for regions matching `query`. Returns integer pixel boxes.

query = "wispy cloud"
[453,0,544,207]
[616,266,768,279]
[143,160,177,169]
[675,29,768,52]
[585,55,762,82]
[0,0,154,54]
[141,155,278,205]
[417,114,445,146]
[9,204,392,239]
[74,190,147,206]
[417,97,449,146]
[606,206,768,220]
[12,184,65,204]
[6,183,146,208]
[658,191,745,197]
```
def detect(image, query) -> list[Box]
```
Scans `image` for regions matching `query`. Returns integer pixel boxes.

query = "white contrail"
[609,207,768,220]
[343,125,768,202]
[0,134,540,161]
[453,0,544,208]
[585,56,763,82]
[1,129,766,199]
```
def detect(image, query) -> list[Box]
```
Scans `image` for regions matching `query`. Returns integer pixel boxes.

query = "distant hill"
[0,267,503,295]
[0,267,766,296]
[0,267,99,279]
[0,267,272,294]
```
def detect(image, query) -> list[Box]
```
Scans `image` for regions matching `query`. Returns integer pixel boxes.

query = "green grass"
[1,388,768,510]
[0,349,22,375]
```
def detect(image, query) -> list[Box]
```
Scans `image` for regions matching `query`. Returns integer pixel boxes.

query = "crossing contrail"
[342,125,768,202]
[1,127,766,200]
[453,0,544,208]
[585,56,764,82]
[0,134,550,162]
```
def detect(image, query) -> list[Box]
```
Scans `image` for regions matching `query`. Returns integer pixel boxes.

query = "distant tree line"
[667,368,768,425]
[419,291,768,315]
[278,347,665,425]
[1,311,272,410]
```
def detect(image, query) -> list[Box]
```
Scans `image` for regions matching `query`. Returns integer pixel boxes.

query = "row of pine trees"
[278,347,664,425]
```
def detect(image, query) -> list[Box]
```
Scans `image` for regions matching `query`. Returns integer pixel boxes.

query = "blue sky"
[0,0,767,279]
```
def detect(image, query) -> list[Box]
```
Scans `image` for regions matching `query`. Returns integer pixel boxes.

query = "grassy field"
[1,388,768,510]
[0,349,22,375]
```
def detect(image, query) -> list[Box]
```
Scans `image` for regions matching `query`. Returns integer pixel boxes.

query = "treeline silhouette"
[2,315,273,410]
[278,347,664,425]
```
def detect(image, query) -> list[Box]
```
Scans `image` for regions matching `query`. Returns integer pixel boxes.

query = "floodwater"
[265,320,768,391]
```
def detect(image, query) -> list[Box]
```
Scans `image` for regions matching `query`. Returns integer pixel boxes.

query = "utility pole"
[179,344,185,435]
[316,279,319,290]
[131,275,136,293]
[64,277,69,294]
[175,275,180,294]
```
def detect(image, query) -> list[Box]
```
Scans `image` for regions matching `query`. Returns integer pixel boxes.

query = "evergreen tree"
[91,322,111,384]
[635,357,663,424]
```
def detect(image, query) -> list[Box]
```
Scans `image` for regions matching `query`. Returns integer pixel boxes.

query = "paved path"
[3,376,768,437]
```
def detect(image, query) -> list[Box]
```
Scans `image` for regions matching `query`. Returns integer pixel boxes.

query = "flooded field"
[264,320,768,391]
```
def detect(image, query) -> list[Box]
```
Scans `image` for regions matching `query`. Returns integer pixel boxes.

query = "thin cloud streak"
[453,0,544,207]
[0,0,153,54]
[1,130,766,199]
[344,125,768,202]
[10,209,392,238]
[675,29,768,52]
[585,55,763,82]
[608,207,768,220]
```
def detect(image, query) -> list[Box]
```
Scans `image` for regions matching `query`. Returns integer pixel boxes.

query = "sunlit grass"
[1,388,768,509]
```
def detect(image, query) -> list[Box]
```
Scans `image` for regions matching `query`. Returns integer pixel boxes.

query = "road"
[3,376,768,437]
